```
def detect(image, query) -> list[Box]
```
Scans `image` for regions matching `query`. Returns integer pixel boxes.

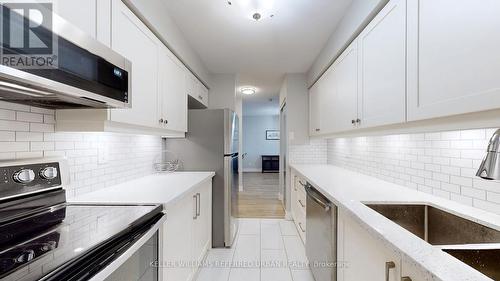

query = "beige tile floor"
[196,219,314,281]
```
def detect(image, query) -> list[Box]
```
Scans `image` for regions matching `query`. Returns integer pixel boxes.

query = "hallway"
[236,173,285,218]
[196,219,314,281]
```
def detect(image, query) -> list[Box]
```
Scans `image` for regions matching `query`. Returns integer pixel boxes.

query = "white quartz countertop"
[69,172,215,208]
[291,164,500,281]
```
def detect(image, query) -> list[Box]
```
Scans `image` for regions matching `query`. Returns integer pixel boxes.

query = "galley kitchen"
[1,1,500,281]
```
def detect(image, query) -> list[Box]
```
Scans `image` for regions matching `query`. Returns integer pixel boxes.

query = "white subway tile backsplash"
[16,112,43,123]
[30,123,54,133]
[0,109,16,120]
[328,128,500,215]
[0,120,30,131]
[16,132,43,142]
[0,101,162,199]
[289,139,327,165]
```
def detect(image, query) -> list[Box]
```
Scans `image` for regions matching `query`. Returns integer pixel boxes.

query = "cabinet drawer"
[296,189,306,213]
[294,207,306,244]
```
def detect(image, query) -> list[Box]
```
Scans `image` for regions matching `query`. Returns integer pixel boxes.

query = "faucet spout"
[476,129,500,180]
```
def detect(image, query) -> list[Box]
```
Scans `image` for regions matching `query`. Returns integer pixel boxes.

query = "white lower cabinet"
[338,209,401,281]
[291,174,307,243]
[401,256,431,281]
[162,180,212,281]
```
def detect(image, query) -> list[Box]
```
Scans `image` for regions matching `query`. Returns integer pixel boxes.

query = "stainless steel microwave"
[0,4,131,109]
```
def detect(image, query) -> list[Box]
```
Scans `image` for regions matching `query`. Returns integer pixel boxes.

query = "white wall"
[307,0,388,87]
[208,74,237,110]
[126,0,211,86]
[242,115,280,172]
[328,128,500,215]
[280,74,309,146]
[0,101,162,199]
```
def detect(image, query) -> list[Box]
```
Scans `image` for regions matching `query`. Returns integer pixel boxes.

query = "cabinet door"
[162,192,195,281]
[110,0,160,128]
[401,256,433,281]
[197,81,209,107]
[158,45,188,132]
[316,41,358,135]
[53,0,97,38]
[309,81,322,135]
[358,0,406,128]
[330,41,358,133]
[407,0,500,121]
[340,211,401,281]
[192,181,212,265]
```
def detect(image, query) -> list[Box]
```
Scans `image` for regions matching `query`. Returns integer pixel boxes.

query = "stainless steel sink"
[365,204,500,280]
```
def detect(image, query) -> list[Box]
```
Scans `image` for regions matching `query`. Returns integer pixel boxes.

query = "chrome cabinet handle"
[196,193,201,217]
[198,95,203,100]
[298,180,306,187]
[401,277,412,281]
[356,118,361,124]
[385,261,396,281]
[315,128,320,132]
[351,119,356,125]
[298,199,305,208]
[159,118,164,124]
[164,119,168,124]
[298,222,305,233]
[193,195,198,219]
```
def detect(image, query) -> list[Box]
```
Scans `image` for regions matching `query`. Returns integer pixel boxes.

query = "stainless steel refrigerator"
[165,109,239,248]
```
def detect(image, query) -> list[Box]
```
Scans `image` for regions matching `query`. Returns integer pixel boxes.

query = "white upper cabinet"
[309,76,323,135]
[56,0,192,136]
[110,0,159,129]
[333,42,358,133]
[357,0,406,128]
[407,0,500,121]
[52,0,97,38]
[158,45,188,132]
[309,41,358,135]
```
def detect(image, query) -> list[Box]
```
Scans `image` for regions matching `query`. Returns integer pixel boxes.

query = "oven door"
[91,214,167,281]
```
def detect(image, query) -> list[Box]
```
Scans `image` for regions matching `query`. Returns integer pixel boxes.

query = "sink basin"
[365,204,500,280]
[365,204,500,245]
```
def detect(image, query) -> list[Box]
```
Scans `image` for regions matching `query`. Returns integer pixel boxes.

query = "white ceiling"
[163,0,352,100]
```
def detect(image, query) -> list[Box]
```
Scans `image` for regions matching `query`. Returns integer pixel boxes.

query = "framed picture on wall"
[266,130,280,140]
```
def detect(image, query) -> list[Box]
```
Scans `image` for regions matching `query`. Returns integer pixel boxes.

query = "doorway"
[237,97,284,218]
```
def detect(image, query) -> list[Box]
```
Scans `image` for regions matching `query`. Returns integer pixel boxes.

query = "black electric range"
[0,160,164,281]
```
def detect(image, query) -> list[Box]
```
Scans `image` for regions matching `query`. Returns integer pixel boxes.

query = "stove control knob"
[13,169,35,184]
[40,167,58,180]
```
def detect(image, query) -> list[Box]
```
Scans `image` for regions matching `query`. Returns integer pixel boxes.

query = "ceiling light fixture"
[230,0,276,22]
[241,87,256,95]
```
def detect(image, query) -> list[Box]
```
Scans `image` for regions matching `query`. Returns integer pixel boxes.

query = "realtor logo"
[0,2,58,69]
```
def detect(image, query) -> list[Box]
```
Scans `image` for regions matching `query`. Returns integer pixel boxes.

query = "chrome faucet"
[476,129,500,180]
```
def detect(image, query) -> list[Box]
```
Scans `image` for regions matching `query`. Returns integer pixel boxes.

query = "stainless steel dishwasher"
[305,182,337,281]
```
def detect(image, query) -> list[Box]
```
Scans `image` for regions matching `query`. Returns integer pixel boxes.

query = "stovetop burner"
[0,159,164,281]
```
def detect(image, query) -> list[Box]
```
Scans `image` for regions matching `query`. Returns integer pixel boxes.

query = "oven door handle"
[88,212,167,281]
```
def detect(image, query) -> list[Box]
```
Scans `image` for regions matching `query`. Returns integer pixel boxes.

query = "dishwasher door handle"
[305,184,331,212]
